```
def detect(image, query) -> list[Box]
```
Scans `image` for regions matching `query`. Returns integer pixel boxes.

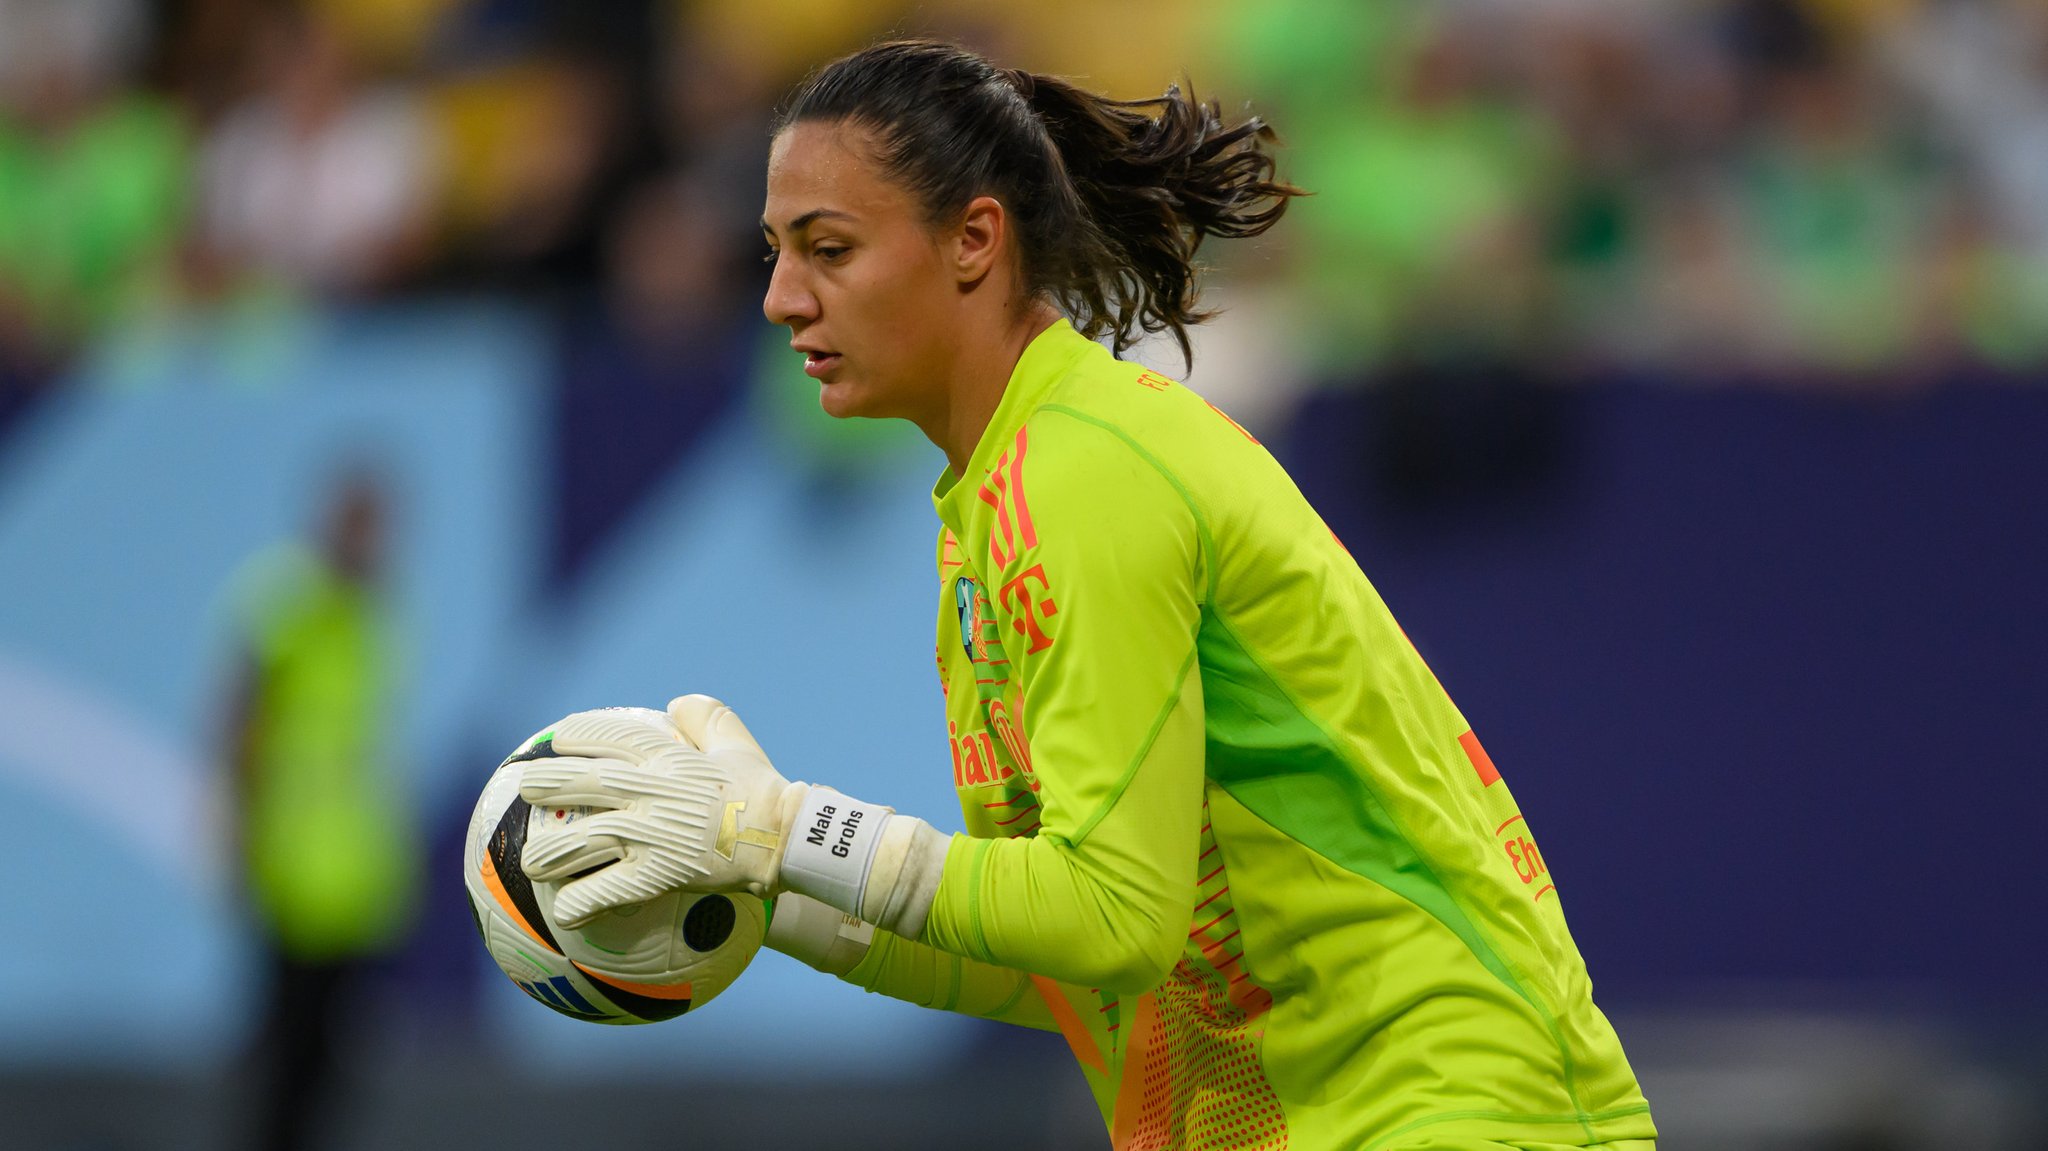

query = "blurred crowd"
[1,0,2045,429]
[0,0,775,407]
[1226,0,2048,391]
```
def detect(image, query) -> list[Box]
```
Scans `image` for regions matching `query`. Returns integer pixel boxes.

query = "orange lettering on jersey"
[1460,729,1501,788]
[951,726,983,785]
[1507,836,1547,884]
[1136,369,1174,391]
[978,427,1039,569]
[979,733,1009,780]
[998,564,1058,654]
[1493,813,1555,900]
[987,699,1033,776]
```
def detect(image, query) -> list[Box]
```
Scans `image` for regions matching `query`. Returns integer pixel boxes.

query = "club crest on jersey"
[955,576,983,661]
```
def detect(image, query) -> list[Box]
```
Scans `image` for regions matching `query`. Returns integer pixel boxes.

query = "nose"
[762,253,819,329]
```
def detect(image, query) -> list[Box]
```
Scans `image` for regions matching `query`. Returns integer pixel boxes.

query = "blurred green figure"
[222,472,417,1151]
[0,0,186,390]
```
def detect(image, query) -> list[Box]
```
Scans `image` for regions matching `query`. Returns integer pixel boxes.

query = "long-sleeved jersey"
[840,320,1655,1150]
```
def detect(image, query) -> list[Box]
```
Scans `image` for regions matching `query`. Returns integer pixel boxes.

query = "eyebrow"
[761,208,856,236]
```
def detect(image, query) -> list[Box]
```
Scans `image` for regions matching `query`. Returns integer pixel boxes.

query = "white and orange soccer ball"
[463,714,767,1024]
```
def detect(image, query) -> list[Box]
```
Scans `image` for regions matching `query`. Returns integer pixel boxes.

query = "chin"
[817,375,902,422]
[817,379,874,421]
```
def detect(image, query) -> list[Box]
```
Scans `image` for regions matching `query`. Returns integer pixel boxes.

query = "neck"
[922,300,1062,476]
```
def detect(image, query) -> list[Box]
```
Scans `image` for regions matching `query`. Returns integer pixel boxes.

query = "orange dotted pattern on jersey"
[1119,798,1287,1151]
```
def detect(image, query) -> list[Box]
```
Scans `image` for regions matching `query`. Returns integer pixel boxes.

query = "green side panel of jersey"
[1201,784,1652,1149]
[1197,608,1534,1009]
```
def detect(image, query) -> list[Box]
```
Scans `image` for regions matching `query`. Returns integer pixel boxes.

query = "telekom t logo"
[999,564,1058,654]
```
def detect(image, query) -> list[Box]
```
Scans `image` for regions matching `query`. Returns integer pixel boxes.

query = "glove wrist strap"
[780,787,893,917]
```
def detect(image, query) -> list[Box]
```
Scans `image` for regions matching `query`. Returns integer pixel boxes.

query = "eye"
[813,244,850,264]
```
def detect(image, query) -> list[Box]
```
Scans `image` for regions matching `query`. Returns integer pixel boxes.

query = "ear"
[951,195,1007,285]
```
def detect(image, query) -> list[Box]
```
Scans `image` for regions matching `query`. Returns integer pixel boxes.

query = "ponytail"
[779,40,1305,366]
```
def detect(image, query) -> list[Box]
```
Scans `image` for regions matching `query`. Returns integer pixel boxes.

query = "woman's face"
[761,120,962,422]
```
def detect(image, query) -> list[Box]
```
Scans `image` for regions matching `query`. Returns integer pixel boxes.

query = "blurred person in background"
[221,471,419,1151]
[0,0,186,407]
[1725,0,1938,383]
[1217,2,1579,510]
[423,4,668,298]
[1219,2,1557,378]
[1922,182,2048,375]
[196,3,437,298]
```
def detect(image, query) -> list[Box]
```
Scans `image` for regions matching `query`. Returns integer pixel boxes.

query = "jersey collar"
[931,317,1094,534]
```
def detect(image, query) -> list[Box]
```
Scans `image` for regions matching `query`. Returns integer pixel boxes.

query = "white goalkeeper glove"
[516,696,949,937]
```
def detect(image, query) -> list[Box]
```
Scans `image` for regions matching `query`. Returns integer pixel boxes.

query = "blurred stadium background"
[2,0,2044,1147]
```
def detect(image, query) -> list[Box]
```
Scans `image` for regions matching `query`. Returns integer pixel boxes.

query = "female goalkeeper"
[518,38,1656,1151]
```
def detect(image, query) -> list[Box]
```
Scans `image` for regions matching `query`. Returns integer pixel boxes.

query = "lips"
[796,346,843,379]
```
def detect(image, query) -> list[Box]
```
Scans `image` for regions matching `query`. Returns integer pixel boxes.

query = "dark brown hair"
[776,39,1304,366]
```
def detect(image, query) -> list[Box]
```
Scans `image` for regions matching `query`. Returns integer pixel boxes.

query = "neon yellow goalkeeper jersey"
[841,319,1656,1150]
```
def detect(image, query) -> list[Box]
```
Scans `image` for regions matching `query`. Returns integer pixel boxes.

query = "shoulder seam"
[1034,403,1217,605]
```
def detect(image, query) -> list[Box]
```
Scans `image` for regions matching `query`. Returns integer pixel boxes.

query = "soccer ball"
[463,713,767,1024]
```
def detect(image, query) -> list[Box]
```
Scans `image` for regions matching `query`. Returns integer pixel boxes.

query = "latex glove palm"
[516,698,808,927]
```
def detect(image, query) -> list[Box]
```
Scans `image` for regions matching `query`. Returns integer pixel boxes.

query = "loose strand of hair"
[1020,72,1306,365]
